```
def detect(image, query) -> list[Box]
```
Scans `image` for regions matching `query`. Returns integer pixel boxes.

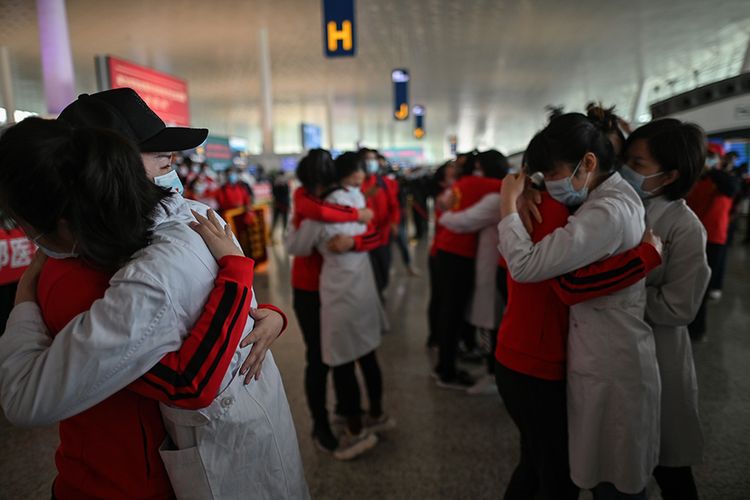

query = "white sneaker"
[333,431,378,461]
[708,290,722,302]
[363,413,396,433]
[466,374,497,396]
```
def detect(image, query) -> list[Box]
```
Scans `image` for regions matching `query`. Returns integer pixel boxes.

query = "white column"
[326,91,335,150]
[742,37,750,73]
[630,79,649,124]
[259,27,274,155]
[0,47,16,123]
[36,0,76,114]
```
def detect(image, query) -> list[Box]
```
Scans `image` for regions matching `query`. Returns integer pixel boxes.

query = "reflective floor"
[1,236,749,499]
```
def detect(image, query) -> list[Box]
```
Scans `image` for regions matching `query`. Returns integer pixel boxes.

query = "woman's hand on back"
[500,173,526,219]
[239,307,284,383]
[14,251,47,305]
[642,228,663,256]
[516,186,543,234]
[190,209,244,260]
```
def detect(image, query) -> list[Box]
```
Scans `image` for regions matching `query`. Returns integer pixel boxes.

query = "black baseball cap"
[58,87,208,152]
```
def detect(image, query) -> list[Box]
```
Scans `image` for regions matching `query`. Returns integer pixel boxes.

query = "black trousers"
[271,207,289,233]
[0,282,18,335]
[706,242,728,291]
[332,350,383,418]
[435,250,475,378]
[653,466,699,500]
[486,266,509,374]
[369,243,392,298]
[427,254,439,347]
[495,361,579,500]
[292,289,331,431]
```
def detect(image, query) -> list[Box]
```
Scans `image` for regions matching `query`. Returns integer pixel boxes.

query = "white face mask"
[31,233,78,260]
[154,169,184,195]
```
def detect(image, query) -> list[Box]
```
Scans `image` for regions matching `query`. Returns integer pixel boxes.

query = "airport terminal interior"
[1,0,750,499]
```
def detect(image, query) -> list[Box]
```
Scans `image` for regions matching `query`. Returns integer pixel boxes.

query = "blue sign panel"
[392,69,410,121]
[322,0,356,57]
[413,105,425,139]
[301,123,323,150]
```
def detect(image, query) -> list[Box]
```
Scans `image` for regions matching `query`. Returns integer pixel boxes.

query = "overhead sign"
[392,69,410,121]
[413,104,425,139]
[97,55,191,126]
[448,135,457,156]
[202,136,233,171]
[322,0,356,57]
[0,228,36,286]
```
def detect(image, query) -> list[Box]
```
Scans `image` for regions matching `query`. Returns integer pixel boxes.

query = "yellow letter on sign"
[327,20,353,51]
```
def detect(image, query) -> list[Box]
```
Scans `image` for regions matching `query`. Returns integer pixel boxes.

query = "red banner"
[107,56,191,126]
[0,228,36,286]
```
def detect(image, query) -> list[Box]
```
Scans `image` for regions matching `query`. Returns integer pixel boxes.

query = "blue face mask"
[228,173,239,184]
[31,233,78,260]
[366,159,379,174]
[620,164,665,199]
[153,169,184,195]
[544,160,591,206]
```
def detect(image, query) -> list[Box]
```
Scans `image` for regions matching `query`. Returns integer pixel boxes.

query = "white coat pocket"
[159,438,213,500]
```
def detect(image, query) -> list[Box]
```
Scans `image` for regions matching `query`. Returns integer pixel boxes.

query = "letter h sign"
[322,0,356,57]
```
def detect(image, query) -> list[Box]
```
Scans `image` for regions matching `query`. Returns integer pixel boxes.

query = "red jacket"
[436,176,503,258]
[290,187,381,291]
[38,255,257,500]
[361,174,400,247]
[495,193,661,381]
[216,183,251,211]
[687,176,733,245]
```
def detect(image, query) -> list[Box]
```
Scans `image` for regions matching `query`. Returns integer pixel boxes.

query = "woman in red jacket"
[2,120,286,499]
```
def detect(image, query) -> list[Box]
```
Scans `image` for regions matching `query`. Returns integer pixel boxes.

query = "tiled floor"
[1,237,749,499]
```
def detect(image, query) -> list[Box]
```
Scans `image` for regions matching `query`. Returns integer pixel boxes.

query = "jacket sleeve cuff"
[217,255,255,286]
[257,304,288,336]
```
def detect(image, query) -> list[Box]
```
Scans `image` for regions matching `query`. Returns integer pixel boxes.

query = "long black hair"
[333,152,365,184]
[296,148,334,192]
[523,112,616,176]
[0,117,169,272]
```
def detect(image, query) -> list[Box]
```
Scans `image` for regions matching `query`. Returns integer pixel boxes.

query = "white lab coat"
[0,195,308,500]
[644,196,709,467]
[439,193,503,329]
[498,173,660,494]
[286,187,384,366]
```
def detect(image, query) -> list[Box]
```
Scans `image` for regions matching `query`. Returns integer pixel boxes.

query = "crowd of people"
[0,86,746,500]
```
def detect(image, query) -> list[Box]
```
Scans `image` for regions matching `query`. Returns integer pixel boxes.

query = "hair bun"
[585,102,621,135]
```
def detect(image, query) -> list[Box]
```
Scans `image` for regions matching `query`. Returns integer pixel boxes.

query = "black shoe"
[312,426,338,452]
[434,370,475,390]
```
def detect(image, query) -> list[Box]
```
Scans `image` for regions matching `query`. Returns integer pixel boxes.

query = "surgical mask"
[366,159,379,174]
[192,165,201,174]
[228,173,239,184]
[620,164,665,199]
[706,157,719,168]
[544,160,591,206]
[153,169,184,195]
[473,169,484,177]
[31,233,78,260]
